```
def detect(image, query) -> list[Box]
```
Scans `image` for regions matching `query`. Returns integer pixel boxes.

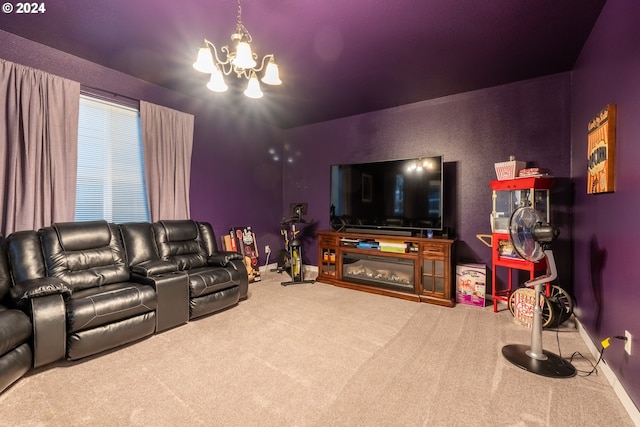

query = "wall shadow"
[589,234,607,333]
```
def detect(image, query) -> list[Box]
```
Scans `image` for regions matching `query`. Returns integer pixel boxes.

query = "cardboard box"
[494,160,526,180]
[511,288,537,328]
[456,264,486,307]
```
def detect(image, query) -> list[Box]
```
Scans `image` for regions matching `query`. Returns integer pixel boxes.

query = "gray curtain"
[0,59,80,236]
[140,101,194,221]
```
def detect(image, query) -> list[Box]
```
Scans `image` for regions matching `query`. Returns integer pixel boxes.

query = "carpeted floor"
[0,271,635,426]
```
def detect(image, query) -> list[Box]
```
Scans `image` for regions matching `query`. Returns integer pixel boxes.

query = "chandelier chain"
[236,0,252,43]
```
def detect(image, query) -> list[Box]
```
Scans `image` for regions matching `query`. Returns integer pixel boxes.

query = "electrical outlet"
[625,330,632,355]
[265,245,271,254]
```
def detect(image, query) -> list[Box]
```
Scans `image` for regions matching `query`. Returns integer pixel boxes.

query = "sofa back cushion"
[153,220,211,270]
[5,230,47,285]
[119,222,160,267]
[0,235,10,301]
[39,221,129,291]
[197,222,219,256]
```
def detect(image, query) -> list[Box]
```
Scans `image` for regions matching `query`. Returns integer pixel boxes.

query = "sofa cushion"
[40,222,130,291]
[0,309,32,356]
[162,220,199,241]
[6,230,47,283]
[55,221,112,251]
[0,236,10,300]
[187,266,243,298]
[169,248,208,271]
[153,220,208,270]
[66,282,157,333]
[67,312,156,361]
[0,343,32,394]
[190,286,239,319]
[197,222,219,256]
[120,222,160,266]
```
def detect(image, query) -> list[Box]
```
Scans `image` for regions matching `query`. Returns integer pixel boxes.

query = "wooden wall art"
[587,104,617,194]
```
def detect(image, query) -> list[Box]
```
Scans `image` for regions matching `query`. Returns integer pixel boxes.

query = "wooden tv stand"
[316,230,455,307]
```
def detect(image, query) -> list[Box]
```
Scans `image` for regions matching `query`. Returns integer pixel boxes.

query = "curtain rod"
[80,85,140,109]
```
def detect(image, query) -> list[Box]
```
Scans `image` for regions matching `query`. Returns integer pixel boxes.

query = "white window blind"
[75,95,150,223]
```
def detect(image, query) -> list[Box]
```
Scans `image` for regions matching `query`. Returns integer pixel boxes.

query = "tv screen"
[330,156,443,234]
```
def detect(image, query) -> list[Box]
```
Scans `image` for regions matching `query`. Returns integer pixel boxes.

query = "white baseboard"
[576,319,640,426]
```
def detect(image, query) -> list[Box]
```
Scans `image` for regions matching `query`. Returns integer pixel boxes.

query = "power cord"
[569,335,628,377]
[520,291,628,378]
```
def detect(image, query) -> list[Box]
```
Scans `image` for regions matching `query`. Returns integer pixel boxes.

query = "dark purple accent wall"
[189,103,284,257]
[570,1,640,409]
[0,30,284,260]
[283,74,572,274]
[3,5,639,411]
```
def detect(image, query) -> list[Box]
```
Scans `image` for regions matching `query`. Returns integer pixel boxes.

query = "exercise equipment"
[501,207,576,378]
[279,203,315,286]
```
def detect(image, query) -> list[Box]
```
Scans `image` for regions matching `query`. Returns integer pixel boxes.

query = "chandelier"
[192,0,282,99]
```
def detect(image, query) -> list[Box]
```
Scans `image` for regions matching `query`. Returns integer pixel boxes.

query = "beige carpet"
[0,272,634,426]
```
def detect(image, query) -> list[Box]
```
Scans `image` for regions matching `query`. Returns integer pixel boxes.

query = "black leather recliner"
[0,235,33,393]
[119,222,190,332]
[0,219,251,396]
[22,221,158,361]
[150,220,248,319]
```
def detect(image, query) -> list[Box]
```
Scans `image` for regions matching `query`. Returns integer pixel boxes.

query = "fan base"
[502,344,576,378]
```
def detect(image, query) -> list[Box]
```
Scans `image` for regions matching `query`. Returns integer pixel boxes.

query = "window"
[75,95,150,222]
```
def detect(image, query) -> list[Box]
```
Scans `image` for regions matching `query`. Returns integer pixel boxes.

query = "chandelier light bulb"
[206,67,228,92]
[233,41,257,69]
[261,59,282,85]
[244,73,263,98]
[193,47,215,73]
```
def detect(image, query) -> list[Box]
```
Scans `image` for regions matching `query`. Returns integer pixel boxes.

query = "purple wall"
[0,30,284,260]
[188,103,284,257]
[4,5,639,410]
[283,74,573,273]
[570,1,640,409]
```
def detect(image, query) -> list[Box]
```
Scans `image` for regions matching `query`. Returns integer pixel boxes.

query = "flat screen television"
[330,155,443,236]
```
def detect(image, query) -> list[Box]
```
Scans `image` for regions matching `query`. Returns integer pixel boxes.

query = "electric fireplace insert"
[341,252,414,292]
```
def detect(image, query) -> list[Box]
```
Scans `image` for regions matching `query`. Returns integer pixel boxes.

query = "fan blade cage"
[509,207,545,262]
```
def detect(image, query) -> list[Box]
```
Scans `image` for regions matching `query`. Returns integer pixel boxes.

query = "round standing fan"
[501,207,576,378]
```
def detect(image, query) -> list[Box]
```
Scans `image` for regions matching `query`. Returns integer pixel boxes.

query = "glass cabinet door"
[320,248,336,277]
[422,258,445,296]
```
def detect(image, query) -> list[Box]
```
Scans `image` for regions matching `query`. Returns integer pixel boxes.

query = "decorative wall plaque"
[587,104,617,194]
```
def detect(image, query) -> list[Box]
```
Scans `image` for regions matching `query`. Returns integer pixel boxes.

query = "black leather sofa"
[0,235,33,394]
[0,219,248,394]
[151,220,248,319]
[119,220,248,321]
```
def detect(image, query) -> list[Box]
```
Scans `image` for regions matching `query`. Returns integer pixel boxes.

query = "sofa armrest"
[208,252,244,268]
[10,277,72,308]
[131,271,190,332]
[10,278,70,366]
[130,260,178,277]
